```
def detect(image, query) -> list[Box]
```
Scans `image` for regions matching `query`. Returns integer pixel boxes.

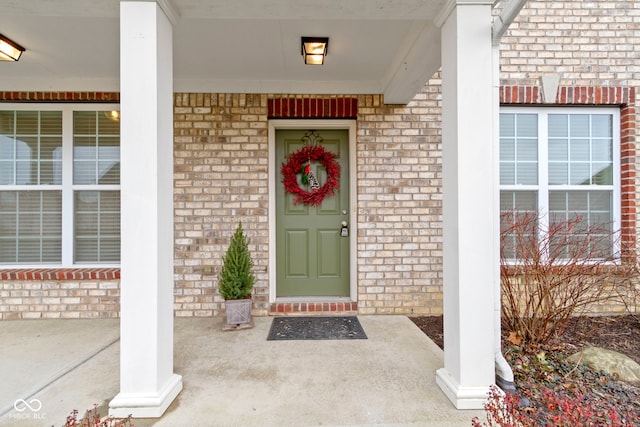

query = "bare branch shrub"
[500,210,639,345]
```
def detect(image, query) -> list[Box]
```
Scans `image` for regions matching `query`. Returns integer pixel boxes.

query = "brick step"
[269,301,358,316]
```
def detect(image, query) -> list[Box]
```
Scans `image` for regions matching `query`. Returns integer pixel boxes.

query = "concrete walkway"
[0,316,483,426]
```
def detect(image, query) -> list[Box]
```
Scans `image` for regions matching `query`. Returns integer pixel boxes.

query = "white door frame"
[268,120,357,303]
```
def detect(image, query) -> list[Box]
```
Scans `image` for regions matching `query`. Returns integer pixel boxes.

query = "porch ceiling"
[0,0,450,104]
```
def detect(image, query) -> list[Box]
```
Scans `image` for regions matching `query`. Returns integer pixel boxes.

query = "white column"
[436,0,496,409]
[109,1,182,418]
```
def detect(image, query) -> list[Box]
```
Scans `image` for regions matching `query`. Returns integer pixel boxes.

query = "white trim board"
[268,120,357,304]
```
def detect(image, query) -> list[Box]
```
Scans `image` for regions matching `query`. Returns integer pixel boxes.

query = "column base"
[109,374,183,418]
[436,368,490,410]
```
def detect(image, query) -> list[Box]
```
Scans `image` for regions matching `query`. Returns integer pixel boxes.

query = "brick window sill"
[0,268,120,281]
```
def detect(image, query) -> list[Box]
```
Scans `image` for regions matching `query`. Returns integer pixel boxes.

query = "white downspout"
[491,0,527,394]
[492,43,515,393]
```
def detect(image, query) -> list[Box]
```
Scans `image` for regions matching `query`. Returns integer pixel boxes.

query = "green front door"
[276,129,350,297]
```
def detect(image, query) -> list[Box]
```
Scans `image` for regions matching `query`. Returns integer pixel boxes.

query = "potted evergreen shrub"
[219,222,255,329]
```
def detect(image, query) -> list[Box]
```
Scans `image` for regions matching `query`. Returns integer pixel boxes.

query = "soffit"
[0,0,449,104]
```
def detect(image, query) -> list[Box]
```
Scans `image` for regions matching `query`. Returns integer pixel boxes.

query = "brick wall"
[173,94,270,317]
[0,269,120,320]
[498,0,640,87]
[355,89,444,315]
[172,91,445,316]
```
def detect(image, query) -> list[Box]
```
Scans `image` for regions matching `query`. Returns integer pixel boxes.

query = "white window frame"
[0,103,120,268]
[500,106,622,259]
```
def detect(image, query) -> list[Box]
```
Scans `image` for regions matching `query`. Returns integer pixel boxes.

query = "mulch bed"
[410,314,640,363]
[410,314,640,422]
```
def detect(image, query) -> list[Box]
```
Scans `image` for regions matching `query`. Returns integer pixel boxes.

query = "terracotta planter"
[224,298,252,325]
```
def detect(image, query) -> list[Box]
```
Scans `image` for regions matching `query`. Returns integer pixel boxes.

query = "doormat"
[267,316,367,341]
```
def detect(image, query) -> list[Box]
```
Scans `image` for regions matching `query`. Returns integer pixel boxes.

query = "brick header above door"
[0,92,120,102]
[268,96,358,119]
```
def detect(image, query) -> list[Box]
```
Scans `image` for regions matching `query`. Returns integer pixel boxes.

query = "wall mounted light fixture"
[0,34,25,61]
[301,37,328,65]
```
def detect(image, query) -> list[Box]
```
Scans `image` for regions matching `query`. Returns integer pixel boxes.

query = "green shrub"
[218,222,255,300]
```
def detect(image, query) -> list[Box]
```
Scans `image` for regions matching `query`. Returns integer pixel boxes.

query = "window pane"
[500,138,515,161]
[592,163,613,185]
[74,136,97,160]
[98,137,120,158]
[73,135,96,184]
[74,111,96,134]
[549,115,568,137]
[98,238,120,261]
[0,190,62,263]
[500,114,515,137]
[98,161,120,184]
[15,160,37,186]
[19,213,42,236]
[0,192,17,211]
[592,115,612,138]
[0,111,63,186]
[517,139,537,161]
[548,138,568,161]
[74,190,121,263]
[41,136,63,185]
[589,191,612,212]
[0,111,14,134]
[517,164,537,185]
[0,162,14,185]
[592,139,612,162]
[73,111,120,185]
[517,115,538,137]
[74,161,97,185]
[42,239,62,262]
[570,139,589,161]
[549,190,613,258]
[98,112,120,135]
[500,191,537,260]
[550,191,612,226]
[0,135,14,160]
[15,111,38,134]
[40,111,63,135]
[549,163,567,185]
[0,135,15,185]
[548,113,613,187]
[514,192,537,209]
[570,163,590,185]
[500,163,515,185]
[499,114,538,186]
[570,115,589,137]
[566,192,587,211]
[548,191,565,210]
[0,238,16,262]
[15,136,37,160]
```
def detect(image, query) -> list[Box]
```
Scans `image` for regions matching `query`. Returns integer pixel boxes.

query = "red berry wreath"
[281,144,340,206]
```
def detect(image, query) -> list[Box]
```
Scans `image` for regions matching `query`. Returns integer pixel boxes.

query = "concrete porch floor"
[0,316,483,426]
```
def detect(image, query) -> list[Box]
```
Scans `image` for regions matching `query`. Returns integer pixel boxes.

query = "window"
[0,105,120,266]
[500,107,620,260]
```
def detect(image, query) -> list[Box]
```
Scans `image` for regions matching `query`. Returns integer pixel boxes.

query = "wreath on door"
[281,144,340,206]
